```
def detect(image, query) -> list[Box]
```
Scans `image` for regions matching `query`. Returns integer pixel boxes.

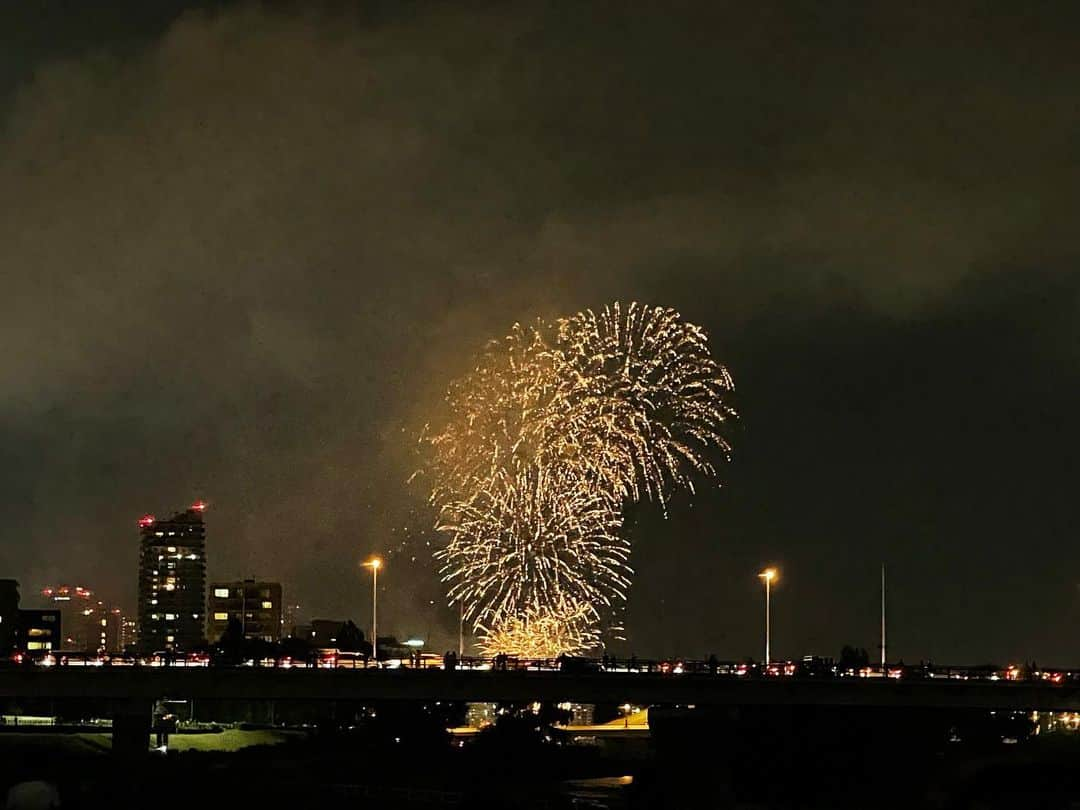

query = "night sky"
[3,2,1079,664]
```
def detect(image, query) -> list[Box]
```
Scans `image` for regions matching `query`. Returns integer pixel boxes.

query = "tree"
[213,617,245,666]
[838,645,869,670]
[278,635,313,662]
[336,621,368,653]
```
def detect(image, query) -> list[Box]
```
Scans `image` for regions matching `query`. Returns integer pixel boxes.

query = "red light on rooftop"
[138,514,156,527]
[191,501,207,512]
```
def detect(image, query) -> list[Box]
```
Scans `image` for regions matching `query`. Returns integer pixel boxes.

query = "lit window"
[167,547,176,553]
[150,599,158,605]
[261,601,273,609]
[164,584,175,591]
[165,613,176,620]
[166,635,174,643]
[27,642,47,651]
[151,614,160,620]
[100,619,107,627]
[214,588,229,598]
[214,612,228,621]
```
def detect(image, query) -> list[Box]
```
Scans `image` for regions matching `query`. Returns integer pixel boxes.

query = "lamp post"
[363,558,382,664]
[758,568,777,665]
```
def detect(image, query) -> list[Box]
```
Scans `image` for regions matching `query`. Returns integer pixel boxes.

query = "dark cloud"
[2,2,1079,661]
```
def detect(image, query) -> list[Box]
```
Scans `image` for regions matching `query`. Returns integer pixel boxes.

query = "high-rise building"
[119,614,137,653]
[207,579,282,643]
[99,605,123,653]
[282,602,304,638]
[137,503,208,653]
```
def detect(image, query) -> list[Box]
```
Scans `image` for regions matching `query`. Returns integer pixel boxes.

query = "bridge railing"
[10,651,1080,686]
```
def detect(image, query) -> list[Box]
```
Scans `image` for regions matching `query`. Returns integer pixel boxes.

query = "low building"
[298,619,349,648]
[17,610,61,655]
[39,585,99,652]
[207,580,282,643]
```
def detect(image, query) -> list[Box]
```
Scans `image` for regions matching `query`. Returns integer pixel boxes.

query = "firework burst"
[425,302,735,655]
[435,464,629,637]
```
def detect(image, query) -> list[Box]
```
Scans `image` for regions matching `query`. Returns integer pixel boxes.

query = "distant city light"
[138,514,156,527]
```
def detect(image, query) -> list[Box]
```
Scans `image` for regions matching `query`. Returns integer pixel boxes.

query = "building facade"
[207,579,282,643]
[17,609,61,654]
[137,504,208,653]
[39,585,99,651]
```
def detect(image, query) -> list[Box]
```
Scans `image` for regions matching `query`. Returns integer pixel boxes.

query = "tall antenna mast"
[880,565,887,672]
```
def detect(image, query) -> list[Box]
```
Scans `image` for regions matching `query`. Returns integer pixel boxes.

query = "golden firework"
[425,302,735,655]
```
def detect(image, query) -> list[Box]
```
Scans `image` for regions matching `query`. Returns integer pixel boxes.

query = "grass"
[158,728,298,752]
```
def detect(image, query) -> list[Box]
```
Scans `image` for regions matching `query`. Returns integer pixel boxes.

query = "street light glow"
[363,557,383,570]
[759,567,777,583]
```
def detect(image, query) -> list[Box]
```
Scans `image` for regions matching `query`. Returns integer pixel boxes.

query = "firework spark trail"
[425,302,735,656]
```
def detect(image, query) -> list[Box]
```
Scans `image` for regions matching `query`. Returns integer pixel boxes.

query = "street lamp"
[362,557,382,664]
[758,568,777,665]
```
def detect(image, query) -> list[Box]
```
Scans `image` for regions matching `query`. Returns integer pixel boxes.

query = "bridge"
[2,666,1079,756]
[3,667,1079,710]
